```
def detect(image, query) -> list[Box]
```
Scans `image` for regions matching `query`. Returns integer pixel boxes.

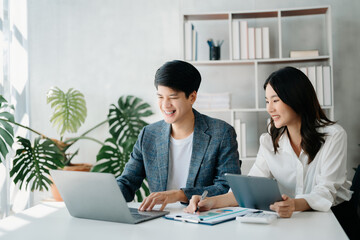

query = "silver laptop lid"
[50,170,168,224]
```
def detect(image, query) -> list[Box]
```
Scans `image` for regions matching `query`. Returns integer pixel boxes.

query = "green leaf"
[10,136,65,191]
[135,180,150,202]
[0,137,9,159]
[0,127,14,146]
[0,95,15,163]
[46,87,87,137]
[108,95,153,145]
[92,95,153,202]
[91,138,129,176]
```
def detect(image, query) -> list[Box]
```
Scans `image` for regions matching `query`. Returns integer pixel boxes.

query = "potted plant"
[91,95,153,201]
[0,88,153,201]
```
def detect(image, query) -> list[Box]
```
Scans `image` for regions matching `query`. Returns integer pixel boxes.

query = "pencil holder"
[209,46,220,60]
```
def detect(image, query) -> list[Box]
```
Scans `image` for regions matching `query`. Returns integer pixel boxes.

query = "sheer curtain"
[0,0,31,219]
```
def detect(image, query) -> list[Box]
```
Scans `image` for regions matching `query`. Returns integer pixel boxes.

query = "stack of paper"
[194,92,231,110]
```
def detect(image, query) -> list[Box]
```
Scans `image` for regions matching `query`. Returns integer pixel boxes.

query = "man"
[116,60,241,211]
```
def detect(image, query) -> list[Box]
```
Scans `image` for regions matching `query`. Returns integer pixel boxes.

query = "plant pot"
[51,163,92,201]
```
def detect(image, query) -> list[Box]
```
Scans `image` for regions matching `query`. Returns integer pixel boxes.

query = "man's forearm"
[176,190,188,203]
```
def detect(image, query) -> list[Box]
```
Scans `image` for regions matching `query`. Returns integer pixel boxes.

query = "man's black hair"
[154,60,201,98]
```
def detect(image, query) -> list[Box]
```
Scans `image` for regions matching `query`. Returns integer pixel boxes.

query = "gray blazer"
[116,109,241,202]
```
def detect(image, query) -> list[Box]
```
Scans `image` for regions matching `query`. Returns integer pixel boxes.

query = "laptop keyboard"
[129,208,162,220]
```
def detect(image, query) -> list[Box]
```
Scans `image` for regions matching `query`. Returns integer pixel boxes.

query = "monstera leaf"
[93,95,153,201]
[92,137,149,201]
[47,87,87,136]
[135,181,150,202]
[0,95,14,163]
[92,137,136,176]
[10,137,64,191]
[108,96,152,145]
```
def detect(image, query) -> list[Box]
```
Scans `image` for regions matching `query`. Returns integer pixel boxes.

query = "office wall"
[28,0,360,186]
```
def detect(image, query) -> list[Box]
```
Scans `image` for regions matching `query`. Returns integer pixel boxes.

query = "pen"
[174,216,199,223]
[195,190,208,213]
[207,39,213,47]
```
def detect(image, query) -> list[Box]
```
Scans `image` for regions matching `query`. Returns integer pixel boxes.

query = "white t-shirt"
[248,124,352,211]
[166,132,193,191]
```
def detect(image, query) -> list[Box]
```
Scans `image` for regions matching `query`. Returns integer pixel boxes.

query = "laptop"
[225,173,283,211]
[50,170,169,224]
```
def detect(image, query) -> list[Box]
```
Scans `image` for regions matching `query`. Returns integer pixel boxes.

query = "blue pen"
[207,38,213,47]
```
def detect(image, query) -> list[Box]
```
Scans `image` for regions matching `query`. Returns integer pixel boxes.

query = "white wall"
[28,0,360,185]
[28,0,181,166]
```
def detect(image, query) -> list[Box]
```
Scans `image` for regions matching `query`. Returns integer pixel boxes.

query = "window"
[0,0,31,219]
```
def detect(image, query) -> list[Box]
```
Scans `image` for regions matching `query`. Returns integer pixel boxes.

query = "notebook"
[225,173,283,211]
[50,170,169,224]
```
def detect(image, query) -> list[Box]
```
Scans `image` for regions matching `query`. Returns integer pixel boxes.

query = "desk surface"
[0,202,348,240]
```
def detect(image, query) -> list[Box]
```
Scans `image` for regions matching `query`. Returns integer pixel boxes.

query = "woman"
[185,66,352,218]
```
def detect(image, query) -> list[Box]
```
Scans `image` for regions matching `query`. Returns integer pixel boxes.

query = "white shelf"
[241,157,256,161]
[198,107,331,113]
[197,108,267,113]
[182,5,334,159]
[190,56,330,65]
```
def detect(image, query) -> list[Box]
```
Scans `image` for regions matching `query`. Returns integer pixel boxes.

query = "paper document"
[164,207,255,225]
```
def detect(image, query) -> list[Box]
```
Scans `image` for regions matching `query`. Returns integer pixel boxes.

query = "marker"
[195,190,208,213]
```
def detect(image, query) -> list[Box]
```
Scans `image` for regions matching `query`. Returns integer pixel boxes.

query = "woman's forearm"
[212,192,238,209]
[294,198,311,212]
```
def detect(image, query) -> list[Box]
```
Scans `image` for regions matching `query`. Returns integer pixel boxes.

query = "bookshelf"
[181,6,333,174]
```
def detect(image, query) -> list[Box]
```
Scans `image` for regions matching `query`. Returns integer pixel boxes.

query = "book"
[307,66,317,92]
[316,66,324,105]
[248,28,255,59]
[185,22,193,61]
[234,119,242,154]
[192,29,198,61]
[164,207,253,225]
[262,27,270,59]
[290,50,319,58]
[323,66,332,106]
[240,123,247,158]
[232,21,240,60]
[240,21,248,60]
[255,27,262,59]
[299,67,308,76]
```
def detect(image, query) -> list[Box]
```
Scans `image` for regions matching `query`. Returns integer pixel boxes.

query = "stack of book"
[232,20,270,60]
[298,65,332,106]
[185,22,198,61]
[193,92,231,110]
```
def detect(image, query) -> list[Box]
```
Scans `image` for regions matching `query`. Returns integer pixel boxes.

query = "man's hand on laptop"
[139,190,188,211]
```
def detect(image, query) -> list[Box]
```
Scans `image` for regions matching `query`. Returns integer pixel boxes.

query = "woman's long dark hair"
[264,66,335,163]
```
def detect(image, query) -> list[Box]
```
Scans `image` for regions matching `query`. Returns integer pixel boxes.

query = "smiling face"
[265,84,301,129]
[157,85,196,125]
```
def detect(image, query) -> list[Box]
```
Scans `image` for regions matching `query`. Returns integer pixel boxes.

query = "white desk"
[0,202,348,240]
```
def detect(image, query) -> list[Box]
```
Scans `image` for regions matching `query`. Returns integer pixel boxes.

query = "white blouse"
[248,124,352,211]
